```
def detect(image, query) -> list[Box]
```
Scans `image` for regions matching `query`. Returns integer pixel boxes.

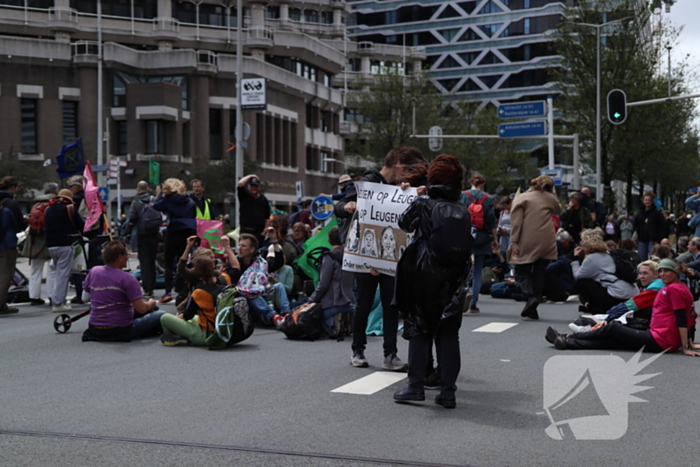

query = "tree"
[553,0,699,210]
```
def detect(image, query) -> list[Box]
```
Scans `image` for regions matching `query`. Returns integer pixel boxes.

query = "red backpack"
[28,200,51,235]
[465,191,489,230]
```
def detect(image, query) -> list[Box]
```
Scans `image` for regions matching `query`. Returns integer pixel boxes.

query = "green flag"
[149,159,160,185]
[294,217,338,286]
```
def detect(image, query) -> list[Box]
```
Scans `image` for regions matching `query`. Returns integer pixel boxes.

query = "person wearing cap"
[546,258,700,356]
[559,191,593,245]
[332,174,354,201]
[44,189,85,313]
[237,174,270,246]
[0,176,27,314]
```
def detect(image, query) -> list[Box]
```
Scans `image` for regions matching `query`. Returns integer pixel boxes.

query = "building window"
[320,151,330,173]
[70,0,156,18]
[524,18,531,35]
[21,99,38,154]
[145,120,165,154]
[209,108,222,160]
[289,8,301,21]
[62,101,78,146]
[117,121,127,155]
[304,9,318,23]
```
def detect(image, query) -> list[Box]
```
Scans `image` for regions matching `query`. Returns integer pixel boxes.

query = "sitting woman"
[546,258,700,355]
[568,260,664,333]
[572,229,638,314]
[291,222,312,254]
[81,241,164,342]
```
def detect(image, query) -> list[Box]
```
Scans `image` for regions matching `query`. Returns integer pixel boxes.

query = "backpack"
[280,301,322,340]
[0,199,8,240]
[28,200,51,235]
[199,280,254,350]
[608,248,638,284]
[429,201,473,267]
[465,191,489,230]
[138,198,162,234]
[288,210,301,227]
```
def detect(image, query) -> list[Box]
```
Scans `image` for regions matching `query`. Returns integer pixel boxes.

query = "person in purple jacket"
[153,178,196,303]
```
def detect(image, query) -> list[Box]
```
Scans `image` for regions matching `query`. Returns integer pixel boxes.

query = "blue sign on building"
[310,195,334,221]
[497,101,546,119]
[498,121,546,138]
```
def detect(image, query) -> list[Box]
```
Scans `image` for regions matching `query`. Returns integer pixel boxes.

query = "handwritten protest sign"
[342,181,418,277]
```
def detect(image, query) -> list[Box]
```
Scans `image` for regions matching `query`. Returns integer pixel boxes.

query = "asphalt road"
[1,267,698,466]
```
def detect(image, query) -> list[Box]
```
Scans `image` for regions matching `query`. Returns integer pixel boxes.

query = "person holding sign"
[335,146,427,371]
[393,155,472,409]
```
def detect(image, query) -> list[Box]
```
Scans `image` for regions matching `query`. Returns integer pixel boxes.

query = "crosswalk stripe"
[472,322,518,333]
[331,371,407,395]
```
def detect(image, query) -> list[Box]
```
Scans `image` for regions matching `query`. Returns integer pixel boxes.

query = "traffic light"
[607,89,627,125]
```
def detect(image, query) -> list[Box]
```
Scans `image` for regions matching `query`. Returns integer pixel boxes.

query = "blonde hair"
[580,229,607,253]
[637,260,658,275]
[162,178,186,196]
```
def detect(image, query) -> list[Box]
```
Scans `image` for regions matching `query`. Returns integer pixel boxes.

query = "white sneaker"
[52,303,72,313]
[568,323,591,334]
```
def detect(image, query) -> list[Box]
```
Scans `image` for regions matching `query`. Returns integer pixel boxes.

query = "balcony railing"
[72,40,100,56]
[153,17,180,32]
[48,6,79,23]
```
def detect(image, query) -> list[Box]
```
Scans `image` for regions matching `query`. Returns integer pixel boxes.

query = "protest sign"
[342,181,418,277]
[196,218,225,256]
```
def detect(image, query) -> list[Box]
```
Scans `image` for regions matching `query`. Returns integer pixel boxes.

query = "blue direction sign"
[311,195,334,221]
[498,121,546,138]
[497,101,546,119]
[98,187,109,202]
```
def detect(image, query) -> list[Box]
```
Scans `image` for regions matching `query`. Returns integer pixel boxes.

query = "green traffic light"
[614,112,621,119]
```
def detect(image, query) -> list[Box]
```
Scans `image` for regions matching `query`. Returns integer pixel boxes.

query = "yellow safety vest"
[195,198,212,220]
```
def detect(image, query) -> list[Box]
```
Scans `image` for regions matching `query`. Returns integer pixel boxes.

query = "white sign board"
[241,78,267,110]
[295,181,304,200]
[342,181,418,277]
[428,126,443,152]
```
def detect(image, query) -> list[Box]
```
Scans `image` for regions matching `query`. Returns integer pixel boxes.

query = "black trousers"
[576,279,626,314]
[163,228,196,294]
[138,234,159,294]
[542,258,574,301]
[514,259,550,302]
[352,272,398,357]
[407,314,462,397]
[568,321,663,352]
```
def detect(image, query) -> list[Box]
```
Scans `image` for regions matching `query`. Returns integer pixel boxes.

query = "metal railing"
[197,50,218,67]
[153,17,180,32]
[48,6,79,23]
[246,26,273,41]
[71,40,100,56]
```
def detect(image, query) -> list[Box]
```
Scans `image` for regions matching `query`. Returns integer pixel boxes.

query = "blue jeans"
[322,304,355,330]
[131,310,165,339]
[470,254,486,305]
[248,283,291,322]
[638,241,654,261]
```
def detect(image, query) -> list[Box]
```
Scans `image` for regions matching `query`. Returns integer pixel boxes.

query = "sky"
[666,1,700,120]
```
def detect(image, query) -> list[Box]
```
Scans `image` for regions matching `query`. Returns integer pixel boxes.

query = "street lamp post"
[567,17,632,202]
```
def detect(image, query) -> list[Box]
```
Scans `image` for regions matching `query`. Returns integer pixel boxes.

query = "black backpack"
[429,201,473,267]
[280,302,323,340]
[608,249,637,284]
[137,198,162,234]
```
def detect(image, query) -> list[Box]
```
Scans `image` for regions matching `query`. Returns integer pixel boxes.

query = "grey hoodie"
[309,246,356,310]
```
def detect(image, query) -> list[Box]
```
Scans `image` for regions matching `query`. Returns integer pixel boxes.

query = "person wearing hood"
[307,226,355,338]
[634,191,665,261]
[335,146,427,371]
[153,178,196,303]
[0,176,26,314]
[128,181,160,299]
[392,155,471,409]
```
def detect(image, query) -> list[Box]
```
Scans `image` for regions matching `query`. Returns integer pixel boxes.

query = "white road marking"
[500,359,510,362]
[472,322,518,333]
[331,371,407,395]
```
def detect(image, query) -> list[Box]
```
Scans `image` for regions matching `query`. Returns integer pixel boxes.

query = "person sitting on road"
[236,233,291,328]
[546,258,700,356]
[160,236,240,347]
[307,226,356,338]
[572,229,638,314]
[291,222,312,255]
[81,241,164,342]
[568,260,664,333]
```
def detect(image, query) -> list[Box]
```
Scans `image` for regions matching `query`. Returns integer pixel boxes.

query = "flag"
[56,139,85,179]
[83,160,105,232]
[149,159,160,185]
[196,218,225,256]
[294,217,338,286]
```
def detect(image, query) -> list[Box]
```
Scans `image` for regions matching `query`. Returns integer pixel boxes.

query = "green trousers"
[160,313,208,346]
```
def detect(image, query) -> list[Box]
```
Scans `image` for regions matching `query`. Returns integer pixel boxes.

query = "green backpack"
[199,281,254,350]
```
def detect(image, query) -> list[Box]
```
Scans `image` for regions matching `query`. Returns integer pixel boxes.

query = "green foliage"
[0,152,44,199]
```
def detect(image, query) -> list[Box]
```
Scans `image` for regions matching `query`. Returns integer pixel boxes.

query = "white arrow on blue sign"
[498,121,546,138]
[497,101,546,119]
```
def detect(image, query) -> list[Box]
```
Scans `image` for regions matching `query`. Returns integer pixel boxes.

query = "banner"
[149,159,160,185]
[294,217,337,286]
[196,218,225,256]
[56,139,85,179]
[342,181,418,277]
[82,160,105,232]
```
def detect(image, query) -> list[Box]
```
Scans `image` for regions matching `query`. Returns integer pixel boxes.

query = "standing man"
[0,176,26,314]
[190,179,213,220]
[560,192,593,245]
[634,191,665,261]
[237,174,270,246]
[23,182,58,306]
[45,189,84,313]
[128,181,160,299]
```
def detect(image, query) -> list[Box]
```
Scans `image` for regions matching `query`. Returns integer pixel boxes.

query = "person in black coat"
[392,155,471,409]
[634,191,665,261]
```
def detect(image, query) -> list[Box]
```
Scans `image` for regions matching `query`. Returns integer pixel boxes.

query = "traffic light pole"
[626,92,700,107]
